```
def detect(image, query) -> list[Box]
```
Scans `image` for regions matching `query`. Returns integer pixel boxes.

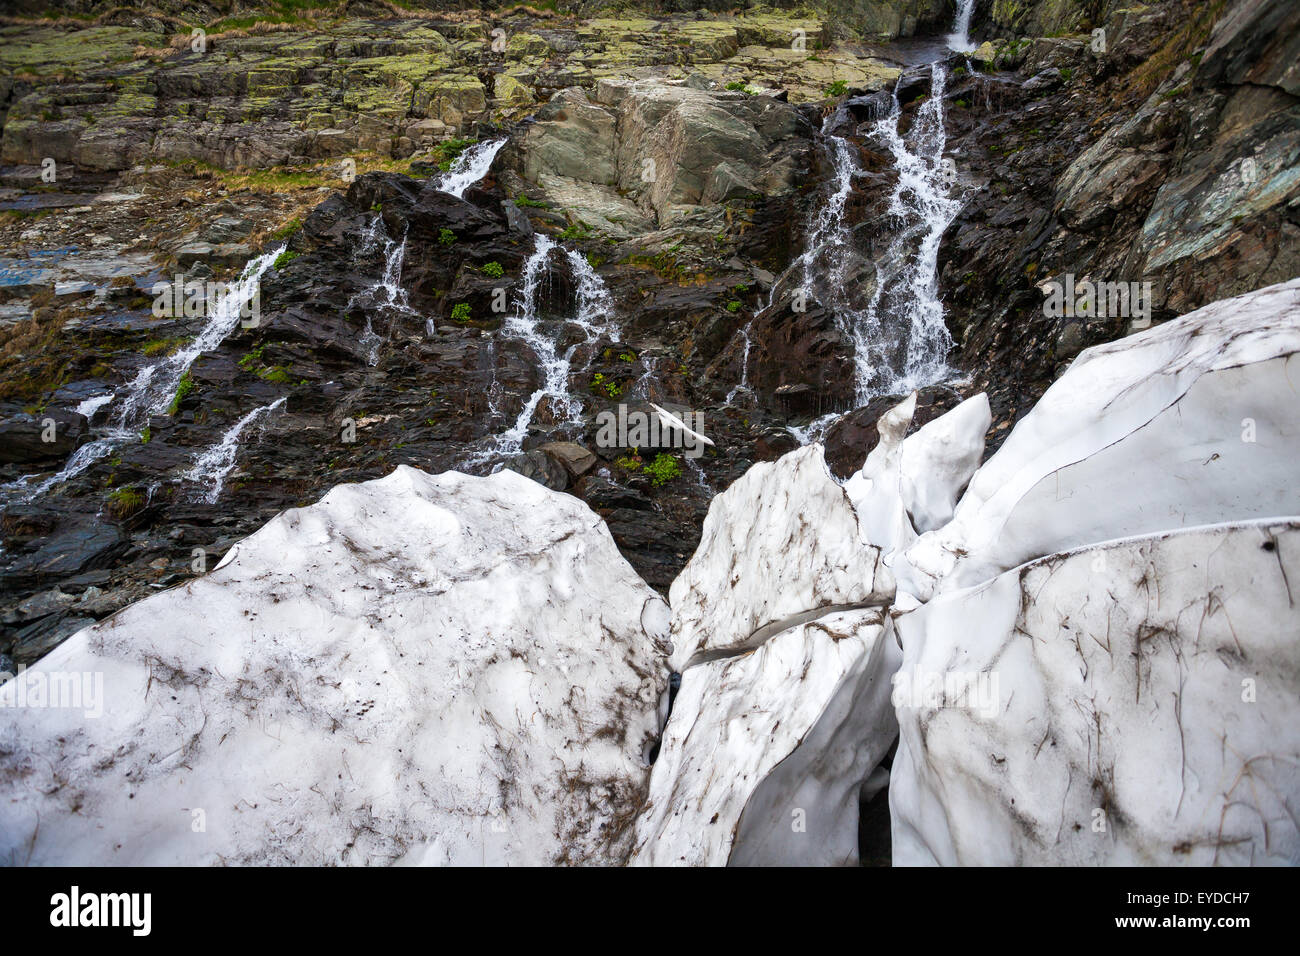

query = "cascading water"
[565,247,616,339]
[781,13,971,445]
[181,397,286,503]
[437,139,507,199]
[113,248,280,427]
[795,136,859,300]
[74,392,114,420]
[348,217,415,365]
[852,62,961,404]
[949,0,977,53]
[2,249,280,503]
[471,234,619,462]
[724,327,753,406]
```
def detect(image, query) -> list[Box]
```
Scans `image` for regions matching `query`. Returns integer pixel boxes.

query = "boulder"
[0,467,670,865]
[892,520,1300,865]
[0,406,88,465]
[667,444,893,672]
[898,279,1300,601]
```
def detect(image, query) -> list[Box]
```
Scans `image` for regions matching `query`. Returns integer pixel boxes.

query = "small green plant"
[239,344,266,370]
[618,351,636,363]
[824,79,849,98]
[271,217,301,240]
[450,302,472,322]
[643,453,682,487]
[273,249,299,270]
[141,338,182,357]
[726,300,742,313]
[439,228,456,246]
[481,261,504,279]
[514,194,549,208]
[559,221,591,241]
[107,487,146,520]
[725,81,758,94]
[590,372,621,399]
[167,370,195,415]
[429,136,476,172]
[614,451,643,472]
[139,425,151,444]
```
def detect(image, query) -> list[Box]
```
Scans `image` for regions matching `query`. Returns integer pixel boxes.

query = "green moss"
[273,249,299,270]
[167,370,195,415]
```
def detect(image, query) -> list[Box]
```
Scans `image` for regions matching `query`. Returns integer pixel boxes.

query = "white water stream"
[437,139,507,199]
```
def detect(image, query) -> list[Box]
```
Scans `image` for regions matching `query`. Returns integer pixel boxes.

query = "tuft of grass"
[450,303,472,322]
[438,228,456,246]
[1123,0,1227,99]
[481,261,504,279]
[107,487,146,520]
[271,217,301,240]
[167,370,195,415]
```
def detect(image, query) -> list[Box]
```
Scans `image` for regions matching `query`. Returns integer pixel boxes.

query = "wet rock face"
[0,405,87,465]
[936,0,1300,453]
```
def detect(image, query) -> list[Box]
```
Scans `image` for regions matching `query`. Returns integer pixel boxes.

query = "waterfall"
[853,62,961,404]
[471,234,618,462]
[181,397,286,504]
[725,324,753,406]
[796,136,859,300]
[113,248,280,428]
[565,247,617,339]
[3,249,280,504]
[437,139,507,199]
[348,217,414,365]
[777,12,970,446]
[949,0,977,53]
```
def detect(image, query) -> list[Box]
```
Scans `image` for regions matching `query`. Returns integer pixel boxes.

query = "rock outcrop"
[510,78,817,231]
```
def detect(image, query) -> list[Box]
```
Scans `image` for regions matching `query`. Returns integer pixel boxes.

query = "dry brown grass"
[1121,0,1228,101]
